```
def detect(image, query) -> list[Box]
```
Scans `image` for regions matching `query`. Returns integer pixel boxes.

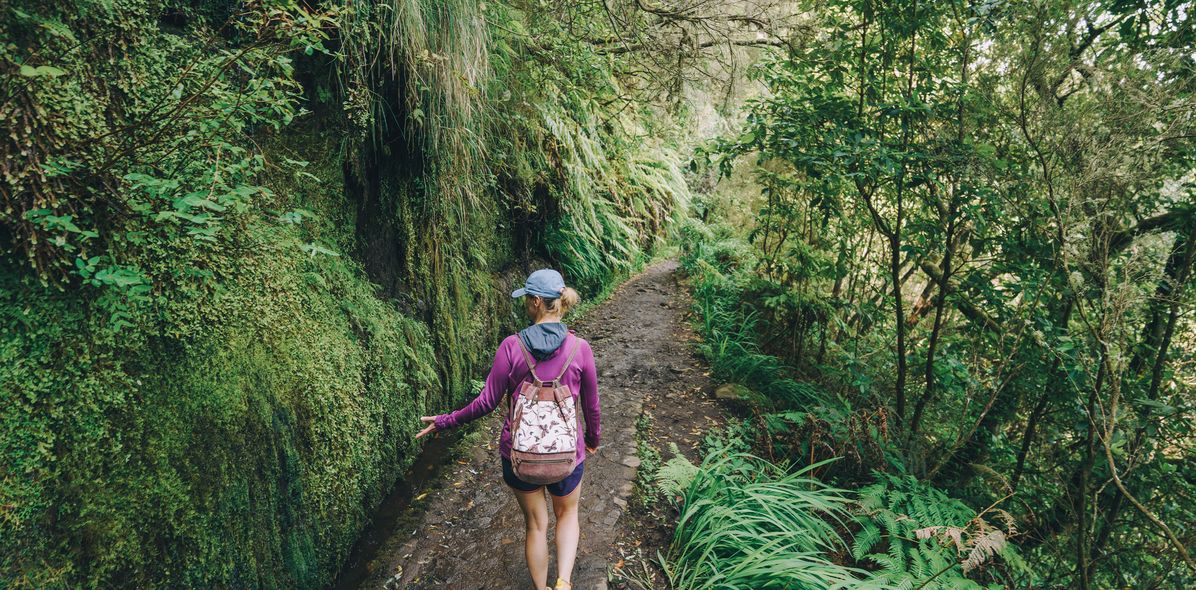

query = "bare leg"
[514,487,550,590]
[550,482,582,586]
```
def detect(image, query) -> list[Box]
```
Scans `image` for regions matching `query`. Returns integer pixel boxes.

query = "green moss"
[0,224,441,587]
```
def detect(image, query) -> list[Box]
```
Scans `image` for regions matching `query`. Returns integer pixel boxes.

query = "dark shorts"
[501,456,584,497]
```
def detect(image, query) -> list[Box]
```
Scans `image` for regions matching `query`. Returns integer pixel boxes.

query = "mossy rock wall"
[1,219,441,587]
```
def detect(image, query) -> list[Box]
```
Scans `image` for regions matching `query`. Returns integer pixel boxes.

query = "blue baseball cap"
[512,268,566,299]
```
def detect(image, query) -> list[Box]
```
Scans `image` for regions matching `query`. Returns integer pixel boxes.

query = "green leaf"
[19,64,66,77]
[1135,398,1177,416]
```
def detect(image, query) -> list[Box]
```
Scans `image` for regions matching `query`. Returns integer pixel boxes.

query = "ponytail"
[559,287,579,315]
[543,287,580,315]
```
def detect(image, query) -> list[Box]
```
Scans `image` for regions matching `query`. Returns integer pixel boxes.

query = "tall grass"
[659,449,1022,590]
[661,453,869,590]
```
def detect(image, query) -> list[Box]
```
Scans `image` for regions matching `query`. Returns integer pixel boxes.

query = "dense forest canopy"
[2,0,1194,589]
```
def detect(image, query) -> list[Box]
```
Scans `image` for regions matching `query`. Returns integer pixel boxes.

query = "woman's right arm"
[431,337,514,432]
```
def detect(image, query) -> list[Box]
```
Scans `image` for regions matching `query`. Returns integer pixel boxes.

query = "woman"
[416,268,601,590]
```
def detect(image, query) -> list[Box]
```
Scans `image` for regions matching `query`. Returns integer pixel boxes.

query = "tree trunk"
[909,208,958,437]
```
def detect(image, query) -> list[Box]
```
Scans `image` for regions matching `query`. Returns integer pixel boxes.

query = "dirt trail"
[354,259,719,590]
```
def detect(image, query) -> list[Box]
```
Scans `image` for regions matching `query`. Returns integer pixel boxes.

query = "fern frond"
[962,530,1005,573]
[853,521,882,560]
[657,448,700,497]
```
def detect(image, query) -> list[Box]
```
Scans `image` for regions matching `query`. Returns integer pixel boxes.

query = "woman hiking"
[416,268,601,590]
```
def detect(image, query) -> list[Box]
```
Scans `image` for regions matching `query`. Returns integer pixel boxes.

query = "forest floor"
[351,259,730,590]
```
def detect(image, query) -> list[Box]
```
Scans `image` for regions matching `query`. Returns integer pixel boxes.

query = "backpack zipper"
[518,457,574,464]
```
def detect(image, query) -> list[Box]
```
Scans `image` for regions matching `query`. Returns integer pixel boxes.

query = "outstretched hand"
[415,416,437,440]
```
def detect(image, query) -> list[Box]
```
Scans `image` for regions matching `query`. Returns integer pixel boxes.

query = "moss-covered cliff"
[0,1,688,587]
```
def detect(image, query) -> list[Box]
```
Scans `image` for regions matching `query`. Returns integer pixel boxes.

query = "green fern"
[853,473,1019,590]
[656,444,701,498]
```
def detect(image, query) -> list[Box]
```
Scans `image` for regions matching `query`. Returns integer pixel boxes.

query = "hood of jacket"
[518,322,569,360]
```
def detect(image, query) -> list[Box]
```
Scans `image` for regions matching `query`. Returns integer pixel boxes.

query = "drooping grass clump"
[660,452,865,590]
[484,2,692,293]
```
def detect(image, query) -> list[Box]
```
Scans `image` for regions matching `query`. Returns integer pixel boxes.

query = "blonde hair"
[539,287,579,315]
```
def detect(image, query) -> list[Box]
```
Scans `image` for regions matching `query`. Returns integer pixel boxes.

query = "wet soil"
[344,259,726,590]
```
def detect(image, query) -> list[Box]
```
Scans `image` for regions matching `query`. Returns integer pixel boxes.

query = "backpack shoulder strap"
[514,333,543,383]
[553,333,583,382]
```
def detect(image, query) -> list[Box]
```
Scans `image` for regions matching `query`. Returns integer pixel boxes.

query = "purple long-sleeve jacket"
[433,330,600,462]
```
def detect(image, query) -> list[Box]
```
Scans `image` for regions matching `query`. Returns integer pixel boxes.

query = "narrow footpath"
[353,259,720,590]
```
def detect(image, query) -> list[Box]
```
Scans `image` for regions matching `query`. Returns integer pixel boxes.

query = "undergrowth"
[655,434,1023,590]
[633,412,664,512]
[664,215,1025,589]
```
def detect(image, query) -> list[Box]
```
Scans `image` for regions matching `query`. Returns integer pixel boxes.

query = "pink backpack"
[508,333,581,484]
